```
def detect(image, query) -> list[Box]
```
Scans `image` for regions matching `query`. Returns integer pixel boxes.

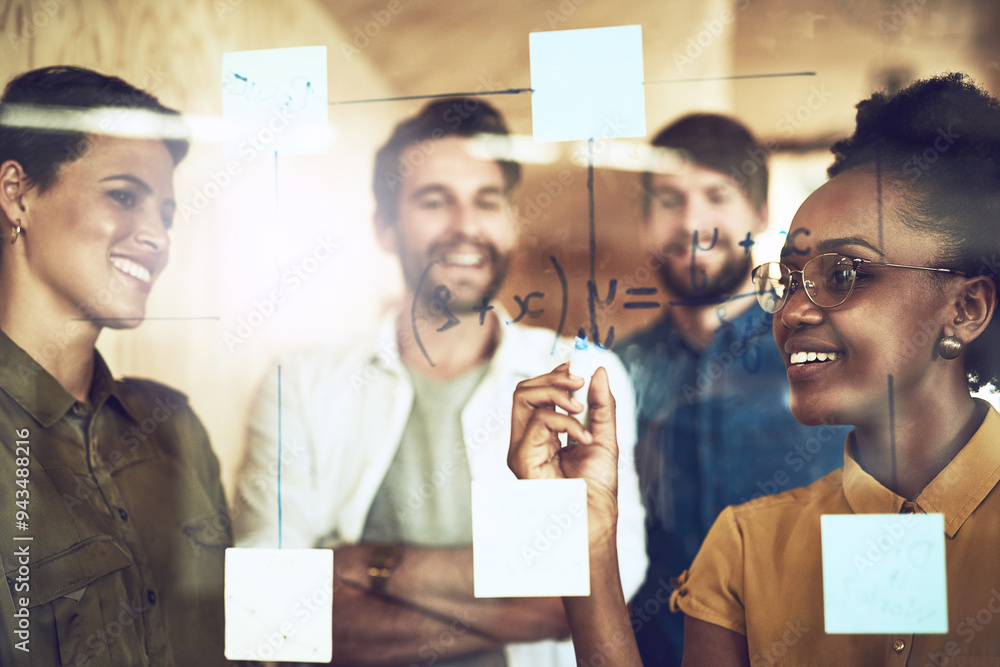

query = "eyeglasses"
[751,252,969,314]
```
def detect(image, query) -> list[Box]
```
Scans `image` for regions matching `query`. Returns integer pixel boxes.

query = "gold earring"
[938,335,963,360]
[9,221,21,245]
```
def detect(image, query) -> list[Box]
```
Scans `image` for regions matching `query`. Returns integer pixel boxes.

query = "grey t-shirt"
[362,362,506,666]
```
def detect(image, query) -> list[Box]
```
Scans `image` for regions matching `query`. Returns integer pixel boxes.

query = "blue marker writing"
[570,329,600,429]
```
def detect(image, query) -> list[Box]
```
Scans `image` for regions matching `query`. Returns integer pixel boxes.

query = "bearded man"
[234,98,647,667]
[615,114,848,667]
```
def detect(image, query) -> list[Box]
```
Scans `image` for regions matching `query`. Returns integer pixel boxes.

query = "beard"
[658,246,753,302]
[402,238,511,316]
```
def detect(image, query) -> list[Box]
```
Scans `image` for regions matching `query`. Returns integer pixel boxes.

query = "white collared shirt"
[234,314,648,666]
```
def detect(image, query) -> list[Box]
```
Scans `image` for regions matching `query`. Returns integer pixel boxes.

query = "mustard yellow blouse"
[672,402,1000,665]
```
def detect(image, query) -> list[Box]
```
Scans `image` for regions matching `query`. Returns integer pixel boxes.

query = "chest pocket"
[5,535,137,667]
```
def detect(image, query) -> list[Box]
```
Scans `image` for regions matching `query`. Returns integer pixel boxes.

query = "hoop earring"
[9,221,21,245]
[938,335,963,360]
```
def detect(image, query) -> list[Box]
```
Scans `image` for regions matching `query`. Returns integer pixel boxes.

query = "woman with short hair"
[0,66,230,666]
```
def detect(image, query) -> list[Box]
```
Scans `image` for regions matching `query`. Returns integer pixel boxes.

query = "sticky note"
[472,479,589,597]
[222,45,329,157]
[529,25,645,143]
[821,514,947,634]
[224,548,333,662]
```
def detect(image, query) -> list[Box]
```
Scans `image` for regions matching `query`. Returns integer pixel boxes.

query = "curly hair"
[829,72,1000,391]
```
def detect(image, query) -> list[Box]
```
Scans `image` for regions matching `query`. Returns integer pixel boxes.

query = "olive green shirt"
[0,331,231,666]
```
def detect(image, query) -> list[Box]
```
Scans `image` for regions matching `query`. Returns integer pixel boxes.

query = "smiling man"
[614,113,850,666]
[234,98,647,666]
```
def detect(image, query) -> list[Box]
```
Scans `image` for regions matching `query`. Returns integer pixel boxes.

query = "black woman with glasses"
[507,72,1000,667]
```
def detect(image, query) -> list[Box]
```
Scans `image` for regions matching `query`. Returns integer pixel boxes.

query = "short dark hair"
[372,97,521,223]
[0,66,188,193]
[829,72,1000,392]
[641,113,769,217]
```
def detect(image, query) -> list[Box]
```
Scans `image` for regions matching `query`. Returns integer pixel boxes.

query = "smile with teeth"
[111,256,152,284]
[442,252,485,267]
[790,351,841,365]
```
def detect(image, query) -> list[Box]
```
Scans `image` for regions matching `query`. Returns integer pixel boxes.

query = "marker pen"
[569,329,600,429]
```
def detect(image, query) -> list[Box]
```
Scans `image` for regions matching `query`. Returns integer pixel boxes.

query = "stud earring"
[9,221,21,245]
[938,335,963,360]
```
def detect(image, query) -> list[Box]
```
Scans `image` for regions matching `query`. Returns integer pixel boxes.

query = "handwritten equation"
[410,226,768,367]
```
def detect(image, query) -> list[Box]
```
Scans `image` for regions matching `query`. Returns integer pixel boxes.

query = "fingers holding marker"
[511,363,585,433]
[509,364,593,479]
[508,410,594,479]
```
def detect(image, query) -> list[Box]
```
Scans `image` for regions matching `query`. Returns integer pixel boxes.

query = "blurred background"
[1,0,998,495]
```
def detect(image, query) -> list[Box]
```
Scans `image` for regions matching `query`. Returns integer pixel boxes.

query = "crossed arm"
[329,544,569,665]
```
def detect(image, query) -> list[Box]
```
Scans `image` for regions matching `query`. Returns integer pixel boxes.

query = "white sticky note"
[529,25,645,143]
[821,514,947,634]
[472,479,589,597]
[222,45,329,157]
[224,548,333,662]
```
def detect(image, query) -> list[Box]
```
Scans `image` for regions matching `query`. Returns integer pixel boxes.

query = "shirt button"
[118,508,128,522]
[72,403,87,416]
[147,589,157,605]
[892,639,905,653]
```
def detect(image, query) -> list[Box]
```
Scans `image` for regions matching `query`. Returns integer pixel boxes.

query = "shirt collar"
[842,402,1000,538]
[916,402,1000,537]
[0,328,139,428]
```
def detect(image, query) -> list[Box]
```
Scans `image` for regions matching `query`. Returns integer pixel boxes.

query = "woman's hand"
[509,364,642,667]
[508,363,619,542]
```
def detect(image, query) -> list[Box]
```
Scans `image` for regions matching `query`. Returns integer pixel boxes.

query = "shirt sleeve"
[600,350,648,602]
[669,505,748,636]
